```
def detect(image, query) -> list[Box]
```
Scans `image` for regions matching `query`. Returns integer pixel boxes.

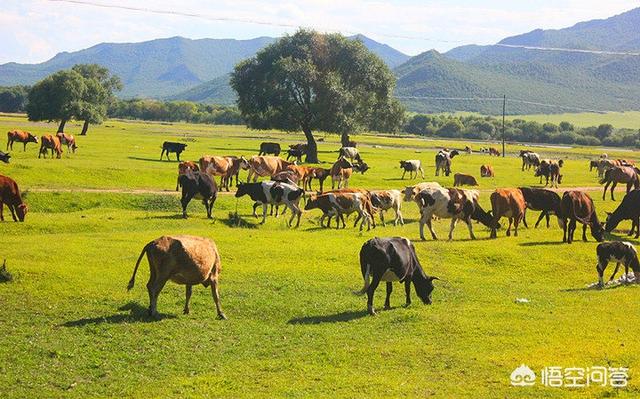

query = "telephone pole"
[501,95,506,157]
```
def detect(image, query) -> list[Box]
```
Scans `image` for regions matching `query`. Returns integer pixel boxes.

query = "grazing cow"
[480,165,494,177]
[453,173,478,187]
[355,237,438,316]
[416,187,493,240]
[520,151,541,171]
[600,166,639,201]
[235,181,304,227]
[464,146,472,154]
[246,156,295,183]
[595,241,640,288]
[399,160,424,179]
[127,235,226,319]
[519,187,562,228]
[0,151,10,164]
[370,189,404,226]
[310,167,331,192]
[330,157,354,190]
[338,146,361,162]
[271,170,300,185]
[6,130,38,151]
[178,170,218,219]
[0,175,28,222]
[160,142,187,161]
[286,148,305,163]
[403,182,443,202]
[56,132,77,153]
[304,194,339,228]
[175,161,199,191]
[327,191,375,231]
[286,164,316,190]
[589,160,600,174]
[535,160,563,186]
[605,189,640,238]
[434,150,458,176]
[258,142,281,156]
[38,134,62,159]
[199,156,232,187]
[596,159,633,178]
[560,191,604,243]
[489,189,526,238]
[489,147,500,156]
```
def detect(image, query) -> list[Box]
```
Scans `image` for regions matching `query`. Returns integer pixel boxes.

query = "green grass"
[506,111,640,129]
[2,115,640,398]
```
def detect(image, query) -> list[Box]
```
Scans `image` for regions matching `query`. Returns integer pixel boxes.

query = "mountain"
[0,35,408,100]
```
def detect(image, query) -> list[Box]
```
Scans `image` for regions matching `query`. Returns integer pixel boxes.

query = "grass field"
[506,111,640,129]
[2,115,640,398]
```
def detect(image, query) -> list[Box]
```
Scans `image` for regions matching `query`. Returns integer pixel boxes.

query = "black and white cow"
[595,241,640,288]
[178,170,218,219]
[160,141,187,161]
[355,237,438,316]
[338,146,361,162]
[235,181,304,227]
[0,150,10,164]
[370,189,404,226]
[520,150,541,171]
[399,160,424,179]
[434,150,459,176]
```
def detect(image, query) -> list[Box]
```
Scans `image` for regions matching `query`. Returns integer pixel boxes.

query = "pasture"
[1,113,640,398]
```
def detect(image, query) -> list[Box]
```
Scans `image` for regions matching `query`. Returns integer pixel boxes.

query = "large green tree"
[230,29,404,163]
[26,70,86,132]
[72,64,122,135]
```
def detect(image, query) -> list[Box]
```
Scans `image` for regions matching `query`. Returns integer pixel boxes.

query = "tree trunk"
[57,119,67,133]
[80,120,89,136]
[303,127,319,163]
[341,133,350,147]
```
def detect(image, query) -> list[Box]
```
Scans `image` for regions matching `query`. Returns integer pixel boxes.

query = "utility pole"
[502,95,506,157]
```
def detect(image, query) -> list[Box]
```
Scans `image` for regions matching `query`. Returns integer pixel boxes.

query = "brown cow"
[38,134,62,159]
[6,130,38,151]
[221,156,249,191]
[286,164,316,190]
[600,166,639,201]
[310,167,331,193]
[245,156,295,182]
[489,189,526,238]
[56,132,77,153]
[0,175,28,222]
[127,235,226,319]
[560,191,604,243]
[330,157,353,190]
[480,165,494,177]
[453,173,478,187]
[176,161,199,191]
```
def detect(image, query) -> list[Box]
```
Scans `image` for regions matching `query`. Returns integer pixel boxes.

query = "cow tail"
[354,246,371,296]
[127,244,148,291]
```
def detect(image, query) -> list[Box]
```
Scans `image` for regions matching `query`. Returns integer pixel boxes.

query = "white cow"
[415,187,484,241]
[403,181,443,202]
[399,160,425,179]
[370,189,404,226]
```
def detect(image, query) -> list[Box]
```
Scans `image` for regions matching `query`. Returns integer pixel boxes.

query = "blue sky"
[1,0,638,64]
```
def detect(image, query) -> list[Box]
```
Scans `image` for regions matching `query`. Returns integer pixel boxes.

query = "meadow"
[1,114,640,398]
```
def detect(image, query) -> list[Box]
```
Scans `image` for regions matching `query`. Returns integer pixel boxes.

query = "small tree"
[231,29,403,162]
[72,64,122,135]
[595,123,614,141]
[26,70,86,132]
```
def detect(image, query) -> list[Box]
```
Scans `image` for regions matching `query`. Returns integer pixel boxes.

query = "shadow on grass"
[221,212,259,229]
[560,283,632,292]
[128,156,179,163]
[141,214,185,220]
[519,241,565,246]
[288,310,369,325]
[61,302,176,327]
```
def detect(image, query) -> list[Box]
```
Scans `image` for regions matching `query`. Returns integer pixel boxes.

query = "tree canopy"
[231,29,404,162]
[72,64,122,135]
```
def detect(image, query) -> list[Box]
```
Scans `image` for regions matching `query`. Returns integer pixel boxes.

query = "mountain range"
[1,7,639,114]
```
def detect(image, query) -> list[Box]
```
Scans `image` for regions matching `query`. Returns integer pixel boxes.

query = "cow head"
[0,152,9,164]
[591,221,606,242]
[235,183,248,198]
[304,195,319,211]
[238,156,250,170]
[449,150,460,159]
[415,275,438,305]
[16,203,27,222]
[399,160,406,169]
[558,159,564,168]
[604,211,619,233]
[417,192,436,208]
[27,133,38,143]
[354,161,369,174]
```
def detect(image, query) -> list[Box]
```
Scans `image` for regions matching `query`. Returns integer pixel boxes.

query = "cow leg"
[397,208,404,226]
[366,275,381,316]
[379,210,385,227]
[8,204,17,222]
[0,201,4,221]
[609,262,622,283]
[522,209,529,228]
[568,219,577,243]
[176,152,181,162]
[635,217,640,239]
[384,282,393,310]
[23,142,27,151]
[420,167,425,179]
[582,223,588,242]
[465,217,476,240]
[160,149,165,160]
[596,261,606,288]
[404,280,412,307]
[252,202,260,218]
[261,204,268,224]
[401,170,406,179]
[448,219,458,240]
[602,182,610,200]
[339,213,346,229]
[514,216,520,237]
[506,218,513,236]
[181,193,195,218]
[354,213,362,228]
[562,218,568,242]
[147,276,167,317]
[611,182,618,201]
[209,276,226,320]
[183,285,193,314]
[204,199,213,219]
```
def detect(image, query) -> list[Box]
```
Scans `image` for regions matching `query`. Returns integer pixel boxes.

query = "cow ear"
[429,276,439,282]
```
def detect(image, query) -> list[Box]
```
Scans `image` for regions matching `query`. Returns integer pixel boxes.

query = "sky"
[1,0,639,64]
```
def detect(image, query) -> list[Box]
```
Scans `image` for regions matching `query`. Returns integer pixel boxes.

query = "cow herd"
[6,130,77,160]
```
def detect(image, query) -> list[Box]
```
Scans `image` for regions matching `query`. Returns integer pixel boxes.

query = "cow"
[326,191,375,231]
[38,134,62,159]
[519,187,562,228]
[246,156,295,183]
[309,167,331,192]
[235,181,304,227]
[489,147,500,156]
[416,187,493,240]
[6,130,38,151]
[464,146,472,154]
[304,194,339,228]
[453,173,478,187]
[286,143,308,162]
[286,165,316,191]
[520,150,541,171]
[330,157,354,190]
[480,165,494,177]
[175,161,199,191]
[596,159,633,178]
[178,170,218,219]
[560,191,605,243]
[258,142,281,156]
[222,156,249,191]
[370,190,404,226]
[355,237,438,316]
[589,160,600,174]
[127,235,226,319]
[399,160,424,179]
[595,241,640,288]
[434,150,458,176]
[200,156,231,187]
[160,142,187,161]
[604,189,640,238]
[56,132,77,153]
[535,160,563,186]
[0,151,9,164]
[600,166,639,201]
[338,146,361,162]
[403,182,443,202]
[271,170,300,185]
[0,175,28,222]
[489,189,526,238]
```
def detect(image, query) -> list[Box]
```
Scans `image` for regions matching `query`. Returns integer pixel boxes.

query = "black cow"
[355,237,438,316]
[160,142,187,161]
[178,171,217,219]
[286,148,306,163]
[605,189,640,238]
[519,187,562,228]
[0,151,10,164]
[595,241,640,288]
[258,142,281,156]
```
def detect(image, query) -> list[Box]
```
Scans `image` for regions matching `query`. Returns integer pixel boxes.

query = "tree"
[595,124,614,141]
[0,85,29,113]
[438,119,464,136]
[72,64,122,135]
[231,29,403,162]
[559,121,574,131]
[26,70,86,132]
